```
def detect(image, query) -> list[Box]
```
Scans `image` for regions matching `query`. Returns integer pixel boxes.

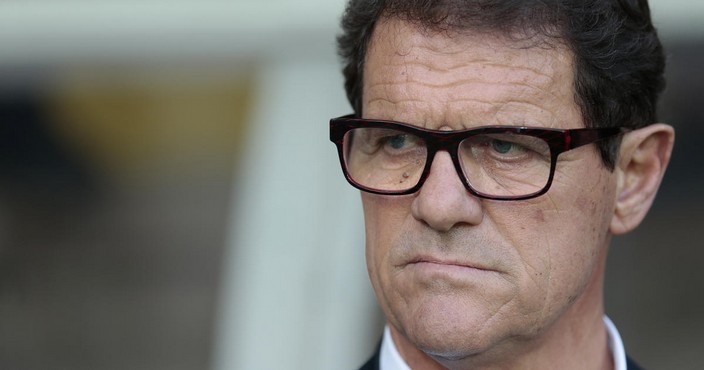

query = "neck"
[391,259,614,370]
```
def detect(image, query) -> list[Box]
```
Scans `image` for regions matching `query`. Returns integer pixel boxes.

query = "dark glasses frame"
[330,114,626,200]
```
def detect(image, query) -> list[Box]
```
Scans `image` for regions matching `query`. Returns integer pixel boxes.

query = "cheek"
[555,168,617,252]
[488,168,616,314]
[361,194,407,253]
[536,159,617,251]
[361,194,411,285]
[362,193,426,330]
[537,172,616,304]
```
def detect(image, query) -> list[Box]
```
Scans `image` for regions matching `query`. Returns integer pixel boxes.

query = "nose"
[411,151,484,232]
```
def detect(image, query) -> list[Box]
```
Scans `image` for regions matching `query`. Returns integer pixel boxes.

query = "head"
[339,0,666,169]
[334,0,674,368]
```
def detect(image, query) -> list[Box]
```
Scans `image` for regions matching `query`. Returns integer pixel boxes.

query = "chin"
[414,330,495,360]
[396,297,510,360]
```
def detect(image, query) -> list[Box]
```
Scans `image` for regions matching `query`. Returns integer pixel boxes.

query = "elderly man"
[329,0,674,369]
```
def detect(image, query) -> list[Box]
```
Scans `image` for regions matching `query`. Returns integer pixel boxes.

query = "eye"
[462,134,550,164]
[484,135,548,158]
[490,139,520,154]
[386,134,411,150]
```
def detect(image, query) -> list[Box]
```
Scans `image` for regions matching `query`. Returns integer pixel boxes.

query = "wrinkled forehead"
[362,18,579,129]
[366,16,573,77]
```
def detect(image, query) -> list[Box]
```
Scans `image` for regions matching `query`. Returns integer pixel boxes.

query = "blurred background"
[0,1,701,369]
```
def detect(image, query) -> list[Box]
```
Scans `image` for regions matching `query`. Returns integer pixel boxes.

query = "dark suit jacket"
[358,344,645,370]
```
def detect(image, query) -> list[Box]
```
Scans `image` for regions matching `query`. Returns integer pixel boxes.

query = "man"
[329,0,674,369]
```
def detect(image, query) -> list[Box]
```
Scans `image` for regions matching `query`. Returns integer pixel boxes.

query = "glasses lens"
[459,133,552,197]
[343,127,427,192]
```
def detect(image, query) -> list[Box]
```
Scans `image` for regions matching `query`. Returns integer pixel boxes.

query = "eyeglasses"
[329,115,625,201]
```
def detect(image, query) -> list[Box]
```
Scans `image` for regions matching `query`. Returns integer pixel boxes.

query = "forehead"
[362,18,580,129]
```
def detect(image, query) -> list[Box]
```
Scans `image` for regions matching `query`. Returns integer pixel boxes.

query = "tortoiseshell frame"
[330,114,626,201]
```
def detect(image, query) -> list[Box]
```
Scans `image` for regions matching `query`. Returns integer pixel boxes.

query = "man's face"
[362,19,618,361]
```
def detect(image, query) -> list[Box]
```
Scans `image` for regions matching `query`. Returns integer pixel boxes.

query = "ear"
[610,124,675,235]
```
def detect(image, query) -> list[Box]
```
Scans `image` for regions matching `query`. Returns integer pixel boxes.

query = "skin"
[360,18,674,370]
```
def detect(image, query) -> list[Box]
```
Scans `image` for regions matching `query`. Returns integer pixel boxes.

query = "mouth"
[397,253,505,289]
[404,257,494,273]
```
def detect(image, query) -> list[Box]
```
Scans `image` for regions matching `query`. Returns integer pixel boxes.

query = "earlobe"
[610,124,675,235]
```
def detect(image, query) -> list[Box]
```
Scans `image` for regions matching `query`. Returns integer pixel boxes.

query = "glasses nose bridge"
[421,135,468,190]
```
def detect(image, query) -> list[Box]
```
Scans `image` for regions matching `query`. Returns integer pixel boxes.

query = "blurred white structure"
[212,54,378,369]
[208,2,382,369]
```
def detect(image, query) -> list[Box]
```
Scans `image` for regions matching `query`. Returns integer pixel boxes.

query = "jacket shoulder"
[357,342,381,370]
[627,356,645,370]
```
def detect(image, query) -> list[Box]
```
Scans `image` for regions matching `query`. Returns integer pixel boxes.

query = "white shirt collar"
[380,316,627,370]
[380,325,411,370]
